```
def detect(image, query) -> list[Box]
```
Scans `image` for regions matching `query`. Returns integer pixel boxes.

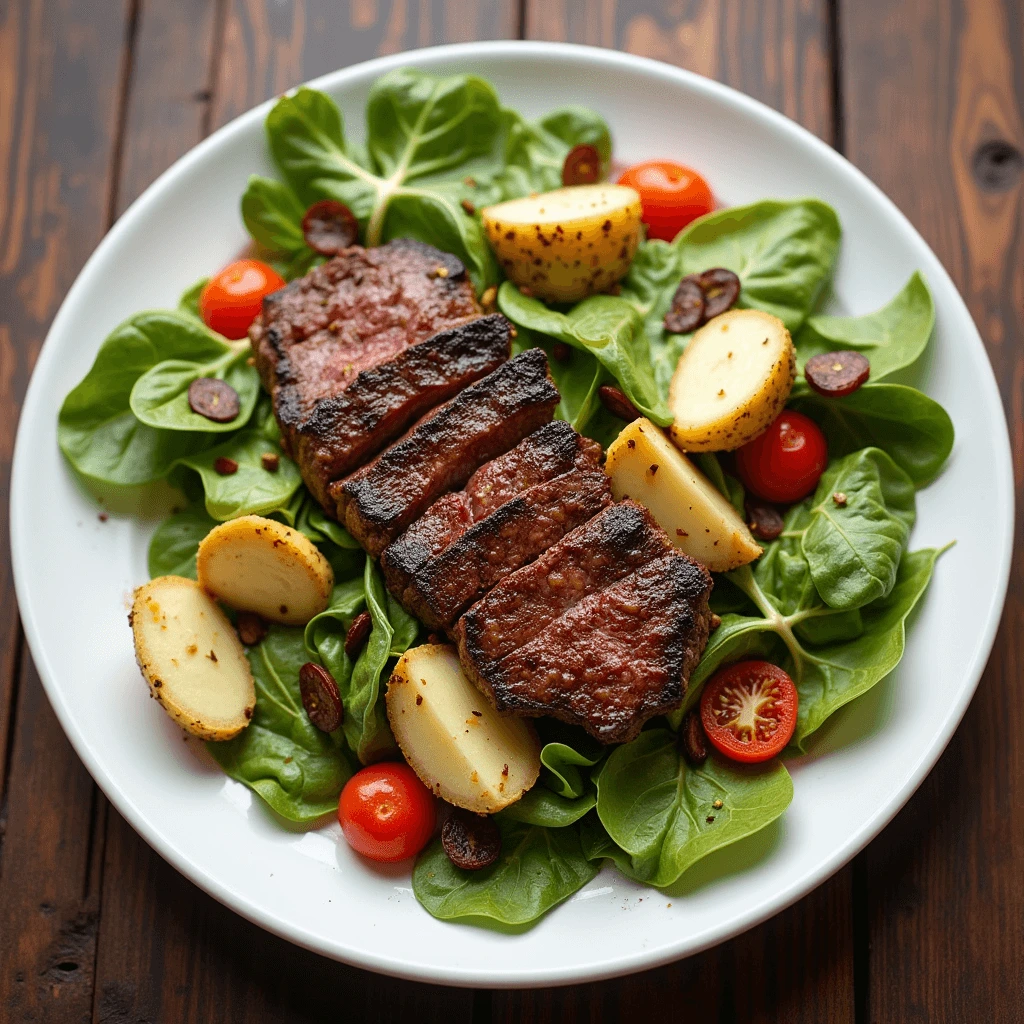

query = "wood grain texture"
[0,0,130,1018]
[841,1,1024,1020]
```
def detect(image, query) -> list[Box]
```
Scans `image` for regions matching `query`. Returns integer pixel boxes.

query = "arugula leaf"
[147,504,216,579]
[795,272,934,380]
[790,383,954,487]
[498,283,671,424]
[412,817,598,926]
[208,627,352,823]
[595,731,793,887]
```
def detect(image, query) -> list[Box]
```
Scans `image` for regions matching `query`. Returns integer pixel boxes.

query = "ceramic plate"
[10,42,1013,986]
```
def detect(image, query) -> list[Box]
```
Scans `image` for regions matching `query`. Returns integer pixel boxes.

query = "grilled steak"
[250,238,479,448]
[334,348,560,556]
[455,501,713,743]
[383,426,611,631]
[293,315,511,507]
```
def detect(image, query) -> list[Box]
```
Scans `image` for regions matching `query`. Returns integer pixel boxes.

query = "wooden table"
[1,2,1021,1020]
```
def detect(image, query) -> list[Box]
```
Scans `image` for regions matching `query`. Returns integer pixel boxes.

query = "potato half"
[386,644,541,814]
[196,515,333,626]
[669,308,796,452]
[606,418,762,572]
[131,576,255,741]
[481,184,642,303]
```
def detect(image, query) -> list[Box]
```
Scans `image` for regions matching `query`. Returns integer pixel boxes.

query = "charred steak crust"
[293,315,512,508]
[380,420,588,598]
[250,238,479,446]
[394,452,612,632]
[455,501,714,743]
[334,348,560,556]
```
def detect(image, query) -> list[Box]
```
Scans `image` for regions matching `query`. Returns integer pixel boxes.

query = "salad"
[57,68,954,928]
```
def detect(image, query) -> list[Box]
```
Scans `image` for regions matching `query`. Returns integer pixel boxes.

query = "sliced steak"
[455,501,713,743]
[334,348,559,556]
[385,430,611,631]
[293,315,511,507]
[250,238,479,449]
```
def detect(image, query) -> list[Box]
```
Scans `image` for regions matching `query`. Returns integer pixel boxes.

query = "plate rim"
[10,39,1014,988]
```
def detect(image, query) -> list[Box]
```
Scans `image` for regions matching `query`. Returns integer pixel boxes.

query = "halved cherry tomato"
[734,410,828,504]
[198,258,285,340]
[338,762,436,863]
[700,661,798,763]
[617,160,714,242]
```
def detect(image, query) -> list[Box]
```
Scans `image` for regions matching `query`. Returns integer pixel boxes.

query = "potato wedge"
[131,576,255,741]
[196,515,333,626]
[386,644,541,814]
[481,184,642,303]
[669,308,796,452]
[606,418,762,572]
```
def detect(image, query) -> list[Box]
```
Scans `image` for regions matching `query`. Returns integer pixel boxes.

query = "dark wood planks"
[840,0,1024,1020]
[0,1,132,1021]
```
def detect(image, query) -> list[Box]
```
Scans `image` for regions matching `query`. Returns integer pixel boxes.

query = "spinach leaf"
[532,719,606,799]
[413,817,598,926]
[595,730,793,887]
[795,272,934,381]
[790,383,954,487]
[175,430,303,521]
[241,175,322,280]
[498,788,596,828]
[498,283,671,424]
[208,627,352,823]
[178,278,208,321]
[147,504,216,579]
[58,312,221,486]
[695,452,745,513]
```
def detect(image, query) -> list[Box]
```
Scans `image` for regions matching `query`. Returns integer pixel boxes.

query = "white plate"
[11,41,1013,987]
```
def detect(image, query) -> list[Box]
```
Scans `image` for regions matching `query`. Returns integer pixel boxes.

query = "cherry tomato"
[338,762,436,863]
[617,160,714,242]
[734,410,828,504]
[700,660,798,763]
[198,258,285,339]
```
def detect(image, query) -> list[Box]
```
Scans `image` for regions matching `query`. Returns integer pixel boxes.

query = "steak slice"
[385,430,611,631]
[250,238,479,448]
[293,315,511,508]
[334,348,559,556]
[455,501,713,743]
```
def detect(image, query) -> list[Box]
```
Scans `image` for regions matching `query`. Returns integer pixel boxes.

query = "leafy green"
[147,504,216,579]
[413,817,598,926]
[498,788,596,828]
[499,283,671,424]
[790,383,954,488]
[208,627,352,822]
[594,731,793,887]
[795,272,934,380]
[241,175,322,280]
[177,278,208,321]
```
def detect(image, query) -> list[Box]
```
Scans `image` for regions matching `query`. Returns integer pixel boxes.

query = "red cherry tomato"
[700,661,798,763]
[617,160,714,242]
[338,762,436,863]
[198,258,285,340]
[734,410,828,504]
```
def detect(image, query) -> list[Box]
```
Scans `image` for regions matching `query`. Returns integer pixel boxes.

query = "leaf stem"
[726,565,807,681]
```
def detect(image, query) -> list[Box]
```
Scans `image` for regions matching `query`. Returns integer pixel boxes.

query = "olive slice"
[598,384,640,421]
[698,267,741,319]
[562,144,601,186]
[344,610,372,659]
[302,199,359,256]
[188,377,240,423]
[745,500,785,541]
[680,710,708,766]
[804,350,870,397]
[664,275,705,333]
[441,809,501,870]
[299,662,343,732]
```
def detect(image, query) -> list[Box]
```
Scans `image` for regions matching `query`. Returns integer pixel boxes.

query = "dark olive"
[344,611,372,659]
[664,275,705,333]
[562,144,602,186]
[598,384,640,421]
[804,350,871,397]
[302,199,359,256]
[745,500,785,541]
[698,267,741,319]
[680,710,708,766]
[441,809,501,870]
[299,662,343,732]
[188,377,240,423]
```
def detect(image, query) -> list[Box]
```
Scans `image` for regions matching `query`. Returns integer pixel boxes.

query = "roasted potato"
[131,576,256,741]
[196,515,333,626]
[605,418,762,572]
[386,644,541,814]
[481,184,642,303]
[669,308,796,452]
